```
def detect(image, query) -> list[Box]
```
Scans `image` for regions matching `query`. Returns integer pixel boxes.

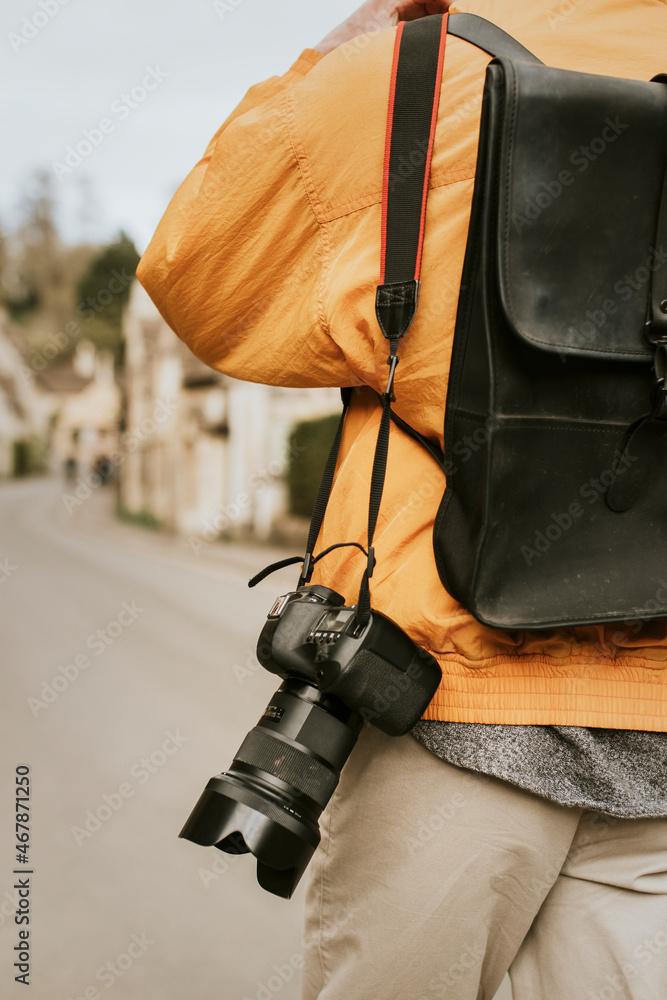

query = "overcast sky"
[0,0,361,252]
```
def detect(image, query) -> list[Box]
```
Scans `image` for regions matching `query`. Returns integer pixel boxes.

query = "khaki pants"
[301,725,667,1000]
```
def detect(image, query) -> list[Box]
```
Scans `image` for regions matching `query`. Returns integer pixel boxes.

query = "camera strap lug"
[383,351,400,403]
[300,551,314,585]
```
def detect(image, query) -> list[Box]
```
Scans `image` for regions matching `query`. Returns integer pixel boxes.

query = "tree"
[7,171,66,323]
[74,232,140,363]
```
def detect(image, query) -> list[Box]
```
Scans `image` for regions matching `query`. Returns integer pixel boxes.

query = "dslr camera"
[179,584,441,898]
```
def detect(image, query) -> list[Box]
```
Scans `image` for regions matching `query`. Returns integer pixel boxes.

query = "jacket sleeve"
[136,49,362,389]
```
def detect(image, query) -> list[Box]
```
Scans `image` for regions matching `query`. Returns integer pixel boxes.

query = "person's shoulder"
[470,0,667,80]
[287,28,398,221]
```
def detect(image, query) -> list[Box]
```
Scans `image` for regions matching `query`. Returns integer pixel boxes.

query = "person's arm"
[314,1,450,56]
[137,1,449,388]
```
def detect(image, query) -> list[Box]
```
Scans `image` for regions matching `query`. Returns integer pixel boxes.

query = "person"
[137,1,667,996]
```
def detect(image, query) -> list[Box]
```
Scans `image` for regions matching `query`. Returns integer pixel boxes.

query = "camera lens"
[179,679,362,898]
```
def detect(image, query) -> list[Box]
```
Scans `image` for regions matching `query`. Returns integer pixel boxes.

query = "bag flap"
[495,59,667,362]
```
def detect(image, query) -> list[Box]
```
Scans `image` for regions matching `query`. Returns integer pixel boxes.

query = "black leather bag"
[425,23,667,630]
[377,14,667,630]
[305,14,667,632]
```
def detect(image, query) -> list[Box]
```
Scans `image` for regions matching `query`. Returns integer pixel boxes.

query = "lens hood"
[179,773,320,899]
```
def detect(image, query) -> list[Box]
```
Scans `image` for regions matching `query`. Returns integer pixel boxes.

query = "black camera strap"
[266,15,451,622]
[250,14,534,606]
[359,14,450,624]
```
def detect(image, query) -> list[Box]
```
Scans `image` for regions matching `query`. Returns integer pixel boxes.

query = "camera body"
[257,584,441,737]
[179,584,442,898]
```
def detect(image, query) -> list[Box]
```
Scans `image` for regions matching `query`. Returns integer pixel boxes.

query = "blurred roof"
[35,362,92,395]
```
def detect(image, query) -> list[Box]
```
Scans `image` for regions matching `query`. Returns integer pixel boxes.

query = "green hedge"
[286,413,340,518]
[116,502,161,531]
[12,437,47,477]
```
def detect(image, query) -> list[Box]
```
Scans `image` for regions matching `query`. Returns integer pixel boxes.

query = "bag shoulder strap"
[378,12,541,321]
[447,13,542,65]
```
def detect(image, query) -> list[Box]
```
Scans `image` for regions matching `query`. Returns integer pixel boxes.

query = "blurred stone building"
[120,284,339,542]
[38,340,121,479]
[0,306,50,477]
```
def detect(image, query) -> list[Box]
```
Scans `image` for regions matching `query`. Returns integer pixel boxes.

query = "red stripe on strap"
[380,21,405,285]
[414,12,448,281]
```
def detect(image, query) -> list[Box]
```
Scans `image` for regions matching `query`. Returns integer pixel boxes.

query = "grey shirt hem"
[411,721,667,820]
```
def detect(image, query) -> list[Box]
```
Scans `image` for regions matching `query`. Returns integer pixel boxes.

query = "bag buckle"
[651,339,667,420]
[383,355,400,403]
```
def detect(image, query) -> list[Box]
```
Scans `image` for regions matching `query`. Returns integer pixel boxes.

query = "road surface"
[0,476,512,1000]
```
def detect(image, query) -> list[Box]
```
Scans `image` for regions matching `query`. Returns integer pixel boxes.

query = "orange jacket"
[138,0,667,730]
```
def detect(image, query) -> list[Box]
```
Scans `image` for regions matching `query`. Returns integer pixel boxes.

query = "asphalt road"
[0,476,311,1000]
[0,476,512,1000]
